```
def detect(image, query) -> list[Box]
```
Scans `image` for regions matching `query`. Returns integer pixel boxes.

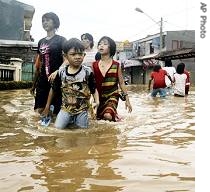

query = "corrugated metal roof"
[154,47,195,60]
[122,59,142,68]
[134,53,159,60]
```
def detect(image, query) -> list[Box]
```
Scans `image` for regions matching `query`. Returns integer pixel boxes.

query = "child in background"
[174,63,187,97]
[81,33,99,67]
[162,58,176,95]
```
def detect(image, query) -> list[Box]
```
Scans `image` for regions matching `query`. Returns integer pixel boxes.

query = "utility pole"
[160,17,163,52]
[135,8,163,52]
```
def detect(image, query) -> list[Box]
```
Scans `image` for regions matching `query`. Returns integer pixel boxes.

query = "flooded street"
[0,86,195,192]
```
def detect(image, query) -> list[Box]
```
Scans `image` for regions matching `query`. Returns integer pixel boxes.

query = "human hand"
[30,87,35,96]
[89,102,99,120]
[125,100,132,113]
[48,70,58,82]
[41,107,50,118]
[92,102,99,115]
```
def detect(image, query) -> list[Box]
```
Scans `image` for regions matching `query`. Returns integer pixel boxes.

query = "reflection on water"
[0,86,195,192]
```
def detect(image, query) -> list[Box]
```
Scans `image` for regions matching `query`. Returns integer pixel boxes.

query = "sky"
[18,0,196,43]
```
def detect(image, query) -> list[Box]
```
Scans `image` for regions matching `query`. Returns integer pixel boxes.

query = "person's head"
[164,58,173,67]
[42,12,60,31]
[81,33,94,50]
[62,38,86,67]
[176,63,185,74]
[97,36,116,57]
[153,64,161,72]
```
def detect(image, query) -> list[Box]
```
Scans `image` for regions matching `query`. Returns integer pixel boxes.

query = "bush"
[0,81,33,90]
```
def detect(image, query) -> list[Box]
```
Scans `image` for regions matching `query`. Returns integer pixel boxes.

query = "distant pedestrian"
[173,63,187,97]
[162,58,176,95]
[148,64,173,97]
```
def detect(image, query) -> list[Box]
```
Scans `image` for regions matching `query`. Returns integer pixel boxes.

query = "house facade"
[0,1,195,86]
[0,0,36,81]
[0,0,35,41]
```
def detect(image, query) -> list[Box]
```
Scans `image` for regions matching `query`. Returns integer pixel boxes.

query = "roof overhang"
[135,53,159,60]
[154,48,195,60]
[122,59,142,68]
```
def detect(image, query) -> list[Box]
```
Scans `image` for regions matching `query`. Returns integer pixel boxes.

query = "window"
[149,43,154,53]
[24,19,31,31]
[172,40,179,50]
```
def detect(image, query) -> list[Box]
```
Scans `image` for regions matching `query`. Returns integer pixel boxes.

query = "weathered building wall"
[0,0,35,82]
[0,0,24,40]
[0,0,35,41]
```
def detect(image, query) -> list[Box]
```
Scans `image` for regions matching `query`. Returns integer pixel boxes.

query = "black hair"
[98,36,116,57]
[95,52,101,61]
[164,58,173,67]
[42,12,60,29]
[176,63,185,74]
[153,64,161,72]
[81,33,94,49]
[62,38,85,54]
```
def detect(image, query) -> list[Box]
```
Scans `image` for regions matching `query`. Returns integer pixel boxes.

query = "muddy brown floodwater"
[0,85,195,192]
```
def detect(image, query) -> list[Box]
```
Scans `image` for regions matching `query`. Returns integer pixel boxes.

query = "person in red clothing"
[184,68,190,95]
[148,64,173,97]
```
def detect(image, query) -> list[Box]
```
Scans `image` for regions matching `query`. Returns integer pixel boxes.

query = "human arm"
[48,58,69,82]
[30,54,40,96]
[118,65,132,113]
[48,70,59,82]
[166,73,174,84]
[92,89,100,116]
[42,73,61,117]
[148,72,154,91]
[30,68,39,96]
[148,78,152,91]
[87,71,100,117]
[41,87,54,117]
[185,70,190,85]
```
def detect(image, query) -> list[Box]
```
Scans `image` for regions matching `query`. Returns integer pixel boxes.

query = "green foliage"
[0,81,33,90]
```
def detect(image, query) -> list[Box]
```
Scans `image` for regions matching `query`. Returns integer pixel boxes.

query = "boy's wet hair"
[153,64,161,72]
[176,63,185,74]
[81,33,94,49]
[62,38,85,54]
[42,12,60,29]
[164,58,173,67]
[98,36,116,57]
